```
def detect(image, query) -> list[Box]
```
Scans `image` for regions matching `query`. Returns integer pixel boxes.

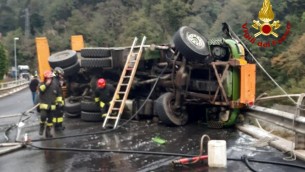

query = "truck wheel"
[81,99,100,112]
[81,48,111,58]
[63,61,80,76]
[64,97,81,114]
[49,50,78,68]
[80,57,112,68]
[154,92,188,126]
[65,112,80,118]
[173,26,211,63]
[81,111,103,122]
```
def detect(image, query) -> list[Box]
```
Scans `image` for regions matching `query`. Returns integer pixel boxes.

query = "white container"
[208,140,227,168]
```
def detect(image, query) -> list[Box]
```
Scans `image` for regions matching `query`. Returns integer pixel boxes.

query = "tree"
[272,33,305,81]
[209,0,253,37]
[118,10,163,45]
[0,43,8,80]
[151,0,191,40]
[0,5,17,34]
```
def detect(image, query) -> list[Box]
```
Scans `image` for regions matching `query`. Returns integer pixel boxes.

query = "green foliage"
[272,33,305,82]
[43,0,74,24]
[119,10,163,45]
[0,43,8,80]
[151,0,191,40]
[0,5,17,33]
[0,0,304,96]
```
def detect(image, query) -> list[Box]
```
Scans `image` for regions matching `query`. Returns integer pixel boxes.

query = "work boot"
[54,123,65,131]
[45,126,53,138]
[39,123,45,135]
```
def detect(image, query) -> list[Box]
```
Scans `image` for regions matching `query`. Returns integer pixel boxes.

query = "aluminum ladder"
[102,36,146,129]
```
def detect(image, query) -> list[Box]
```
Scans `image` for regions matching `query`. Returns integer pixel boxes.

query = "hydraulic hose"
[28,143,305,171]
[241,155,257,172]
[3,104,39,142]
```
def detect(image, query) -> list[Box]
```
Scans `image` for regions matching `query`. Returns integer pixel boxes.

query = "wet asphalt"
[0,91,305,171]
[0,88,33,116]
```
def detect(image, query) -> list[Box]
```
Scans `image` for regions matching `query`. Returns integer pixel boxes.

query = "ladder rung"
[107,116,118,119]
[103,36,146,129]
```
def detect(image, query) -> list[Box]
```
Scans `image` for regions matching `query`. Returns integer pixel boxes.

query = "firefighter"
[94,78,115,118]
[38,70,61,138]
[52,67,65,131]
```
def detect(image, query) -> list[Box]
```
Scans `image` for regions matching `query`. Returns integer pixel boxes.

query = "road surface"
[0,88,33,116]
[0,91,305,172]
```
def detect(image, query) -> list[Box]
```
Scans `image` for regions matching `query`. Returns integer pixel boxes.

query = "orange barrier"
[240,64,256,105]
[71,35,84,51]
[35,37,51,81]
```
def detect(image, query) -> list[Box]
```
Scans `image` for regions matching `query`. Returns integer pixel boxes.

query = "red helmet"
[43,70,54,79]
[97,78,106,88]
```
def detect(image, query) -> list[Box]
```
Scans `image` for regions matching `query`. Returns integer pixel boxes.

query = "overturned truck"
[45,25,256,127]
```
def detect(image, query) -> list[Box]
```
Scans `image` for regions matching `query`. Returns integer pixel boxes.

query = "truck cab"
[18,65,30,80]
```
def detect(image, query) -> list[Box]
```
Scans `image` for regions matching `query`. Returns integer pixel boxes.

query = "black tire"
[173,26,211,63]
[81,99,100,112]
[63,61,80,76]
[154,92,188,126]
[80,57,112,68]
[81,48,111,58]
[64,97,81,114]
[49,50,78,68]
[245,51,255,64]
[81,111,103,122]
[64,112,80,118]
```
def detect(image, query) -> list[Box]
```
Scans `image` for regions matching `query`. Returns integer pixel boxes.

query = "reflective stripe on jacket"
[39,103,56,110]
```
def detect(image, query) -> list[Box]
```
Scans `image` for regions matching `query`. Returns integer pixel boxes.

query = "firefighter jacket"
[94,84,115,108]
[52,76,64,105]
[38,79,62,110]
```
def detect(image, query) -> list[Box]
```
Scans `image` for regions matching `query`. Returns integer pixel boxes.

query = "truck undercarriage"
[39,24,256,127]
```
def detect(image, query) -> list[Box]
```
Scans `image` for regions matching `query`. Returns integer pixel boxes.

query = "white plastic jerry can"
[208,140,227,168]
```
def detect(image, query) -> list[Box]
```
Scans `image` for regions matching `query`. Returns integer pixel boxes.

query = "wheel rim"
[186,32,206,49]
[159,93,188,126]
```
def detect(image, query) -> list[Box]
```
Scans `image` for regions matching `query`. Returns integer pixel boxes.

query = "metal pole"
[14,37,19,82]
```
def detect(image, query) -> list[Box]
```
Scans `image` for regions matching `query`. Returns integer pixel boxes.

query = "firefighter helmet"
[97,78,106,89]
[53,67,64,76]
[43,70,54,79]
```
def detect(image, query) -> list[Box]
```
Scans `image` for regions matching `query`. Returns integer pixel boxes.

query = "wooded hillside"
[0,0,304,96]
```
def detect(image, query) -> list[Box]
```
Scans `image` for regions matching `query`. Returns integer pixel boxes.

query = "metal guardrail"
[246,105,305,135]
[0,79,30,95]
[246,95,305,150]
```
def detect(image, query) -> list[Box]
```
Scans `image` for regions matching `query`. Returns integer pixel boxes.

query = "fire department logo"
[241,0,290,48]
[252,0,281,37]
